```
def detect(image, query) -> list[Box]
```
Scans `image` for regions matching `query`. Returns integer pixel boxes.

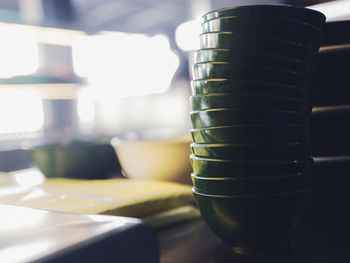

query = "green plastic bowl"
[190,94,310,113]
[190,79,310,100]
[201,5,326,29]
[27,140,120,179]
[191,172,311,195]
[193,49,314,74]
[192,62,310,87]
[190,154,313,177]
[191,124,310,144]
[190,108,308,128]
[199,32,314,62]
[190,142,310,161]
[193,187,311,255]
[201,16,322,51]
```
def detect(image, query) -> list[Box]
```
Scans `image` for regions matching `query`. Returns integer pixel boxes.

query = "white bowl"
[111,134,192,185]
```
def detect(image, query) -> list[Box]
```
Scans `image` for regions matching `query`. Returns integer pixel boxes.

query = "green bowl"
[191,172,311,195]
[191,142,310,161]
[191,124,310,144]
[191,79,310,100]
[201,5,326,29]
[199,32,314,62]
[193,187,311,255]
[193,49,314,74]
[190,154,313,177]
[201,16,322,51]
[190,108,308,128]
[192,62,310,87]
[27,140,120,179]
[190,94,310,113]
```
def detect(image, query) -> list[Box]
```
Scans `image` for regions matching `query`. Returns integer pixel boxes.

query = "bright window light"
[0,25,39,78]
[72,32,180,98]
[0,90,44,134]
[175,19,201,51]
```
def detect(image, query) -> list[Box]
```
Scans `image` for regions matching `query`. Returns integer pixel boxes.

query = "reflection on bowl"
[111,133,192,185]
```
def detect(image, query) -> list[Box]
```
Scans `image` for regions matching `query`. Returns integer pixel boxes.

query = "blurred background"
[0,0,348,171]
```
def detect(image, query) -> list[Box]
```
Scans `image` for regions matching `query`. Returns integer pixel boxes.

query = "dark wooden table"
[157,217,350,263]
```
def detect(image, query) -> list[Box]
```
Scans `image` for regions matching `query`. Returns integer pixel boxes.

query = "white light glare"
[0,25,39,78]
[0,90,44,134]
[309,0,350,21]
[175,19,201,51]
[72,32,180,98]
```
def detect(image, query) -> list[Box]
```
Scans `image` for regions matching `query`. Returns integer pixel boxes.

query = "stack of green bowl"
[189,5,325,255]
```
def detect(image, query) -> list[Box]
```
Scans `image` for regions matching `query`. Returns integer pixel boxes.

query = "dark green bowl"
[191,142,310,161]
[202,16,322,51]
[190,94,310,113]
[193,49,314,74]
[190,154,313,177]
[191,172,311,195]
[191,124,310,144]
[201,5,326,29]
[192,62,310,87]
[193,187,311,255]
[27,140,120,179]
[191,79,310,100]
[199,32,315,62]
[190,108,308,129]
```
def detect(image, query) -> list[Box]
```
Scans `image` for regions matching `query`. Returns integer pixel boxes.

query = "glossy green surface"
[190,154,313,177]
[193,187,311,255]
[199,32,315,62]
[191,124,310,144]
[192,62,310,87]
[190,79,310,100]
[201,16,322,51]
[27,141,119,179]
[190,94,311,113]
[201,5,326,29]
[191,142,310,161]
[191,172,311,195]
[190,108,308,129]
[193,49,314,74]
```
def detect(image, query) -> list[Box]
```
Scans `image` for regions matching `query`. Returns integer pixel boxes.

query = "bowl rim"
[191,142,309,147]
[111,134,191,146]
[199,31,313,52]
[190,124,309,132]
[190,93,303,103]
[201,14,322,32]
[192,61,306,77]
[190,108,303,114]
[190,78,310,90]
[191,172,306,181]
[192,48,315,67]
[190,154,313,164]
[192,186,310,198]
[201,5,326,24]
[190,154,313,163]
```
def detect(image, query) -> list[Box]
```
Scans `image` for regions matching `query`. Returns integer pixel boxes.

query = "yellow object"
[111,135,193,185]
[0,170,198,227]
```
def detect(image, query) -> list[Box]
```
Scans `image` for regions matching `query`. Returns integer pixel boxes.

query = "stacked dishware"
[189,5,325,255]
[308,21,350,230]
